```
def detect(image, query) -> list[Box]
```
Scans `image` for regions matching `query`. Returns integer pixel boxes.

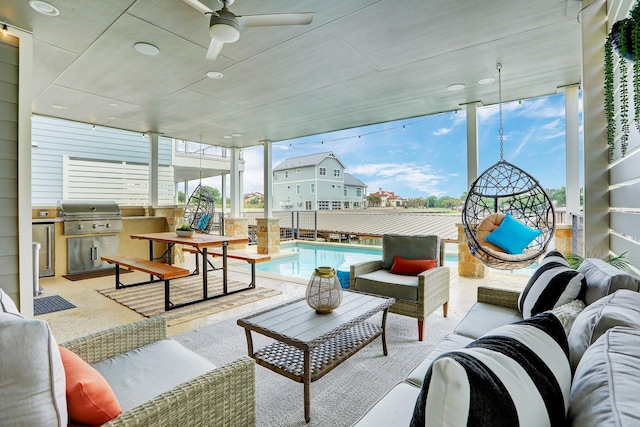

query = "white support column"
[466,103,479,188]
[581,0,609,258]
[221,174,227,214]
[564,84,580,226]
[13,25,35,316]
[148,132,160,207]
[229,147,242,217]
[183,181,188,203]
[174,182,179,205]
[262,140,273,218]
[239,148,244,211]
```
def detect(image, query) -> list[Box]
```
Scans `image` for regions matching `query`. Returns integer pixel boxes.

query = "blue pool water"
[242,242,459,282]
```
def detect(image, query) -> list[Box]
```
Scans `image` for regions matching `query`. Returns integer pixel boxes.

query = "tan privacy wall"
[457,224,488,279]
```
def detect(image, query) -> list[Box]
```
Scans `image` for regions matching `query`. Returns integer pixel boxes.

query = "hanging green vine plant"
[604,36,615,159]
[604,2,640,160]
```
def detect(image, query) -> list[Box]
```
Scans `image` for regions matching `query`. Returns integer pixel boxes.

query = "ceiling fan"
[183,0,314,60]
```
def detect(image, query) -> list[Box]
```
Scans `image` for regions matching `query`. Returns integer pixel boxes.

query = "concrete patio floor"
[35,253,529,343]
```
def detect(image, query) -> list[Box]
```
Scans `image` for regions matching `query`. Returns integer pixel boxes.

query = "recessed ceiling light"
[134,42,160,56]
[223,135,233,139]
[107,116,118,120]
[51,104,66,110]
[207,71,223,79]
[478,77,495,85]
[29,1,60,16]
[231,133,242,137]
[108,102,119,107]
[447,83,465,91]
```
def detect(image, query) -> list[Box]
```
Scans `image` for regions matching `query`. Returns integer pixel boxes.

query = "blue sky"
[210,93,578,200]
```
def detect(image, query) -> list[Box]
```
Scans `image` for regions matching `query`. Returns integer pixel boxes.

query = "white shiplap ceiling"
[0,0,583,148]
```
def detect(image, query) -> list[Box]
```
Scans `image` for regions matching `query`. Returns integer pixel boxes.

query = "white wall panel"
[32,115,173,205]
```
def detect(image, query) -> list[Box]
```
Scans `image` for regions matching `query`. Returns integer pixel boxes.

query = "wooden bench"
[101,255,190,311]
[182,247,271,287]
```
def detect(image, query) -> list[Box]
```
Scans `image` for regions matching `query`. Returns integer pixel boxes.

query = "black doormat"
[62,268,133,282]
[34,295,76,316]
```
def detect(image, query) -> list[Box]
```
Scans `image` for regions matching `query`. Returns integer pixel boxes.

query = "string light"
[273,108,460,150]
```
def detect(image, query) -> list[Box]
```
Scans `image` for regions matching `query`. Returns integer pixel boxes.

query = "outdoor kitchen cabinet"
[67,235,118,274]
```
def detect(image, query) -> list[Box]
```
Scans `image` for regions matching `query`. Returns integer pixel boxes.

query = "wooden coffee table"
[237,291,395,423]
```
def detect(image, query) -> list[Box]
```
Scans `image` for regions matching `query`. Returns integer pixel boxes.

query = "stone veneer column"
[153,207,185,264]
[256,218,280,254]
[554,224,573,256]
[456,223,488,279]
[224,217,248,250]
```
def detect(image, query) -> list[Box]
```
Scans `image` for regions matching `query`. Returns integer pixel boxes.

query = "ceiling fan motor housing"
[209,10,240,42]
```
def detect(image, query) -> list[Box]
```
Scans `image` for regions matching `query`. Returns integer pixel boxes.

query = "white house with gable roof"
[273,152,367,210]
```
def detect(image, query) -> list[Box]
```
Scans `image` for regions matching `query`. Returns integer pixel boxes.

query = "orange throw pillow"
[390,256,438,275]
[58,346,123,426]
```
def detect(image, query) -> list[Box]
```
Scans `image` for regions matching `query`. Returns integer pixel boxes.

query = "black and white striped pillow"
[539,250,570,267]
[410,313,571,427]
[518,252,586,318]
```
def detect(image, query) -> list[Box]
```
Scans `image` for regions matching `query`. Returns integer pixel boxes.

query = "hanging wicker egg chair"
[462,160,555,270]
[461,64,555,270]
[184,184,216,233]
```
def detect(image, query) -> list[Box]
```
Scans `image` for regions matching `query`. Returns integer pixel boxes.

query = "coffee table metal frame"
[237,291,395,423]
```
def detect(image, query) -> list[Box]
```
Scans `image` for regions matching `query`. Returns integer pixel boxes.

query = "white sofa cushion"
[568,289,640,371]
[577,258,640,305]
[453,302,523,339]
[355,270,419,301]
[93,338,216,411]
[0,288,20,316]
[410,312,571,427]
[0,313,67,427]
[568,326,640,427]
[353,382,420,427]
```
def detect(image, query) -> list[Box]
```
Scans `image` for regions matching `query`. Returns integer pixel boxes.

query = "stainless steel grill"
[57,200,123,235]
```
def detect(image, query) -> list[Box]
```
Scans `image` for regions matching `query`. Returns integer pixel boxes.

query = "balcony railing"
[174,140,229,158]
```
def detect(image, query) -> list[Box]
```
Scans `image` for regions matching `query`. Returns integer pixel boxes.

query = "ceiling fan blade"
[182,0,214,15]
[238,12,314,28]
[206,39,224,60]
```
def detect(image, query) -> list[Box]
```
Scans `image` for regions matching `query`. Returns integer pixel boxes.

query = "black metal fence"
[208,211,322,244]
[242,211,320,244]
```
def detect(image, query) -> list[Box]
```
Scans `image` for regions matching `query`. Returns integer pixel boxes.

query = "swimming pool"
[241,242,458,282]
[240,241,535,282]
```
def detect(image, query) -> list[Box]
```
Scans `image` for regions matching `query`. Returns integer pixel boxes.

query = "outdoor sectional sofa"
[353,253,640,426]
[0,296,255,427]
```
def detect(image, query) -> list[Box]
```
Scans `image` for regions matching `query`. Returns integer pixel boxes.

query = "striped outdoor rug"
[97,274,281,326]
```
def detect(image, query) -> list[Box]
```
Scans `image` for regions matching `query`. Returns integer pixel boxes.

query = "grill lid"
[57,200,121,218]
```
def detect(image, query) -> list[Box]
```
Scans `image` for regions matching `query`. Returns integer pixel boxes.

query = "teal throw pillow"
[196,213,210,230]
[484,213,542,254]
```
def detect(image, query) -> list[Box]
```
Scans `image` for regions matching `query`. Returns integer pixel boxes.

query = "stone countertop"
[32,216,165,223]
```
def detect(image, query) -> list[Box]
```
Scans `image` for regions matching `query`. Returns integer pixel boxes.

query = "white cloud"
[434,127,452,136]
[349,162,450,197]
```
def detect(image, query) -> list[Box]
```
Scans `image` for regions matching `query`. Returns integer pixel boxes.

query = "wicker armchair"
[350,234,450,341]
[61,317,255,427]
